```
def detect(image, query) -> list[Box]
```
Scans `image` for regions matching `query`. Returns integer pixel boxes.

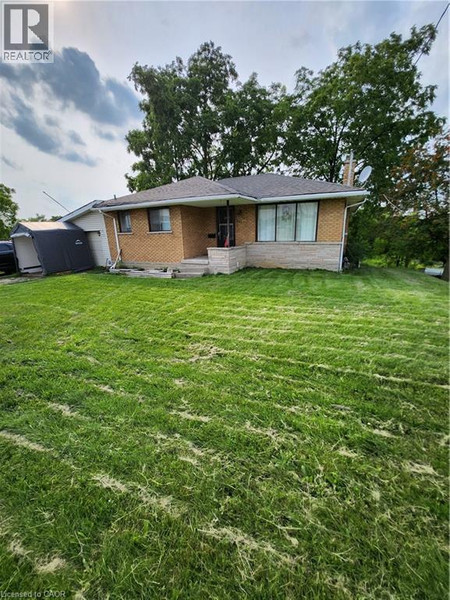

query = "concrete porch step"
[174,272,206,279]
[181,257,209,265]
[179,257,210,275]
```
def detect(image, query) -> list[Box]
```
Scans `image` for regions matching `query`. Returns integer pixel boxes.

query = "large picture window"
[257,202,318,242]
[148,208,171,232]
[118,211,132,233]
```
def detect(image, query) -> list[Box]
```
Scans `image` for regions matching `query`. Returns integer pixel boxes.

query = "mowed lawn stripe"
[0,267,447,598]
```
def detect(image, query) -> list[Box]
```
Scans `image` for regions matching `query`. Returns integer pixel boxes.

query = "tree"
[126,42,286,191]
[349,131,449,276]
[0,184,18,239]
[283,25,444,195]
[23,214,62,222]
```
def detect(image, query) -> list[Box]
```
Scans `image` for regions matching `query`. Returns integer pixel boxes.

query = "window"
[257,202,318,242]
[276,204,296,241]
[118,211,132,233]
[148,208,171,232]
[296,202,318,241]
[257,205,276,241]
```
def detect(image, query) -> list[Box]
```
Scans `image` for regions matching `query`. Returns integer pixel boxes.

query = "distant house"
[92,171,368,274]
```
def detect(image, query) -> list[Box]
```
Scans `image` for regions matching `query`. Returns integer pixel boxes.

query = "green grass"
[0,267,448,599]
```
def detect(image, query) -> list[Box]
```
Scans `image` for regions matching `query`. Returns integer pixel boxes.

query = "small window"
[276,204,296,241]
[148,208,171,232]
[257,205,276,241]
[297,202,318,241]
[118,211,132,233]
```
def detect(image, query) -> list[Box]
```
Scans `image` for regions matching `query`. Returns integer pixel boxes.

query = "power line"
[42,191,70,213]
[413,3,449,66]
[356,4,449,161]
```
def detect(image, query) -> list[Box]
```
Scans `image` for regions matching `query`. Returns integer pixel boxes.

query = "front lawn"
[0,268,448,598]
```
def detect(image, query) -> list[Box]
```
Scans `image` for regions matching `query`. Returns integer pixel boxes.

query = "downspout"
[338,198,367,272]
[98,209,121,267]
[226,199,231,247]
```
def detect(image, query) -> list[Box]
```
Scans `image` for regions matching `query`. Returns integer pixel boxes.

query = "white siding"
[70,211,111,267]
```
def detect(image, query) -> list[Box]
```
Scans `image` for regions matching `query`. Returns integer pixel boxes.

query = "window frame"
[117,210,132,233]
[147,207,171,233]
[256,201,319,242]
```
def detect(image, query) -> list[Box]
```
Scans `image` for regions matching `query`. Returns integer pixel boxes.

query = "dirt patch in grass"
[0,431,50,453]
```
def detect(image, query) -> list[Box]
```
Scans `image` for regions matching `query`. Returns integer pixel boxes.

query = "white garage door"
[87,231,110,267]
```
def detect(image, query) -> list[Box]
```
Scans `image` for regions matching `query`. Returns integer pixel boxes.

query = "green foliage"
[126,41,287,190]
[283,25,443,194]
[22,213,62,222]
[0,269,448,597]
[0,183,18,239]
[350,131,449,269]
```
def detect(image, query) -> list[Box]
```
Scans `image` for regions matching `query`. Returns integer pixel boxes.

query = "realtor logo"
[2,2,53,62]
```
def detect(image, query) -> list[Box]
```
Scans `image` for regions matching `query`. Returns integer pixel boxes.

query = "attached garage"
[60,202,111,267]
[10,221,95,275]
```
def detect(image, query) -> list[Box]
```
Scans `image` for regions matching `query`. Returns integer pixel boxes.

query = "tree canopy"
[126,41,287,190]
[126,29,448,272]
[283,25,443,195]
[0,184,18,240]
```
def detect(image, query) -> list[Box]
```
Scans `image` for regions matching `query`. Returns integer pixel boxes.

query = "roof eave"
[96,193,258,211]
[96,189,369,212]
[60,202,96,222]
[257,190,369,203]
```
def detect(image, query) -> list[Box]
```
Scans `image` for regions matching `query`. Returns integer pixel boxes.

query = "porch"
[179,246,247,276]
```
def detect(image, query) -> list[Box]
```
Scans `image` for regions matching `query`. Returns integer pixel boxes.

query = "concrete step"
[174,272,206,279]
[181,257,209,265]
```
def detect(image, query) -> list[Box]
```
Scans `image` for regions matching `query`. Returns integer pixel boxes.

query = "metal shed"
[10,221,95,275]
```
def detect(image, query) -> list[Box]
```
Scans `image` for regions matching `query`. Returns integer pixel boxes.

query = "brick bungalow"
[92,171,368,274]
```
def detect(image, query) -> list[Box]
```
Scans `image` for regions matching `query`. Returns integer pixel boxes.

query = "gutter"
[338,198,367,272]
[257,190,368,203]
[96,193,257,212]
[96,189,369,212]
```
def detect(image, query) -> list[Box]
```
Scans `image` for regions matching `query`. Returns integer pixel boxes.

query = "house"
[92,170,368,274]
[10,221,94,275]
[60,201,111,267]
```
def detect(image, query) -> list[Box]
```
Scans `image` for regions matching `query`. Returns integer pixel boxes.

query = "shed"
[10,221,95,275]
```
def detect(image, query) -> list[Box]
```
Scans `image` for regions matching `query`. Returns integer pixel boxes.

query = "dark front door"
[216,206,235,247]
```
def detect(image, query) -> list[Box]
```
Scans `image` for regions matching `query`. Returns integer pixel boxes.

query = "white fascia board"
[60,203,95,222]
[96,189,368,212]
[97,194,257,212]
[257,190,369,203]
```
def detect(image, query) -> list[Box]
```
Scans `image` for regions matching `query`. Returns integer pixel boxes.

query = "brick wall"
[246,242,341,271]
[235,205,256,245]
[105,207,184,265]
[180,206,216,258]
[208,246,247,274]
[102,198,346,268]
[317,199,345,242]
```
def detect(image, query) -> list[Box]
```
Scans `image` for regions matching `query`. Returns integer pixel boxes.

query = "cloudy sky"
[1,0,448,218]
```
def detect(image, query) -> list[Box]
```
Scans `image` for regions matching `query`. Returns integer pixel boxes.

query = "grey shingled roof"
[218,173,357,199]
[95,176,239,208]
[95,173,361,208]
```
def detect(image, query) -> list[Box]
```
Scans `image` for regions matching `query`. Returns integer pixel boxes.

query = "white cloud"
[0,0,447,219]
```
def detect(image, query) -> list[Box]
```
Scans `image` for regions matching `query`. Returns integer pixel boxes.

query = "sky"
[0,0,448,218]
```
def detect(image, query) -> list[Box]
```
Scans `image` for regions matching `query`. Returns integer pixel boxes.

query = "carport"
[10,221,94,275]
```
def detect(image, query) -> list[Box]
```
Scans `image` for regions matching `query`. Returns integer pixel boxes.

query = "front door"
[216,206,235,247]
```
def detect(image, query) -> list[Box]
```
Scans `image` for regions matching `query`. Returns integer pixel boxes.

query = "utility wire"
[42,191,70,213]
[356,3,449,160]
[413,3,449,66]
